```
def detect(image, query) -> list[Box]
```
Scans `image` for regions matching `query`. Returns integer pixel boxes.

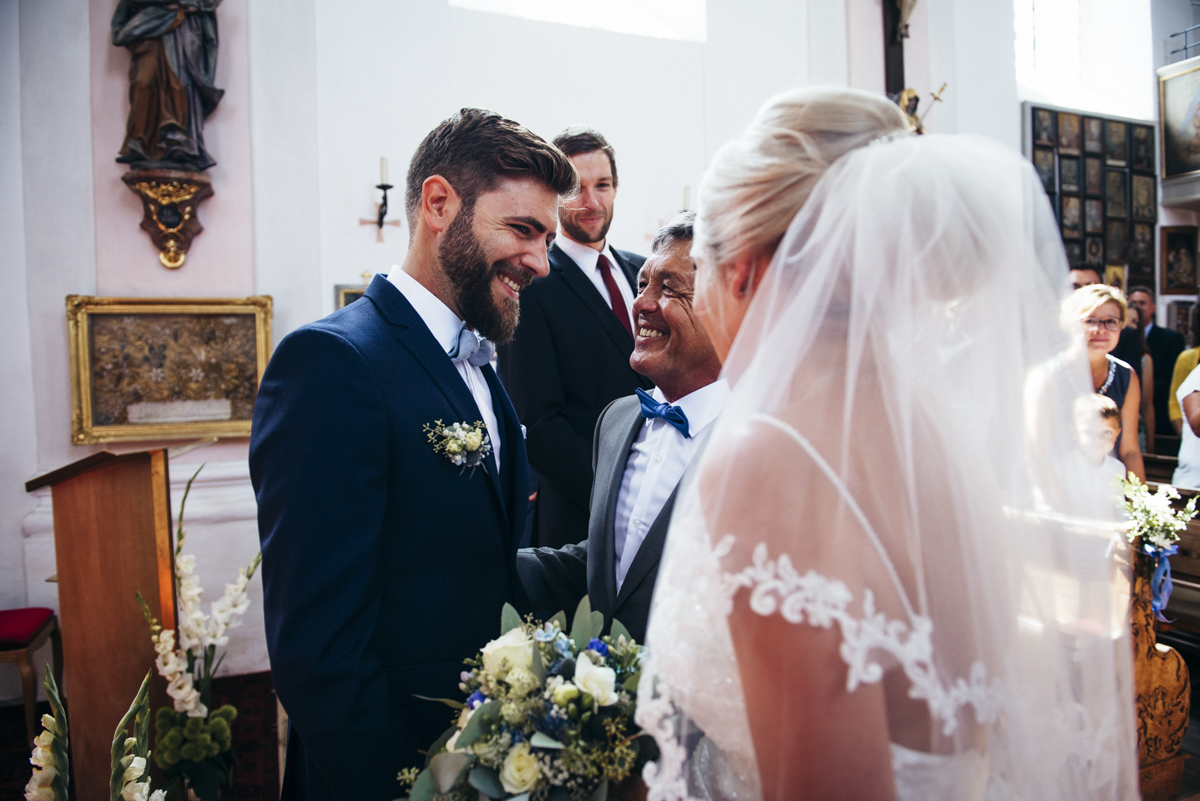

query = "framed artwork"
[1105,170,1128,218]
[1131,125,1154,172]
[1084,199,1104,234]
[1084,117,1104,154]
[1085,236,1104,266]
[66,296,273,445]
[1162,226,1199,295]
[1059,157,1080,193]
[1064,241,1083,265]
[1170,300,1196,346]
[1061,196,1082,239]
[1058,112,1082,155]
[334,285,368,309]
[1084,157,1103,196]
[1033,149,1056,194]
[1106,220,1128,264]
[1033,108,1056,147]
[1130,222,1154,269]
[1106,120,1128,166]
[1159,60,1200,178]
[1106,264,1126,292]
[1131,174,1156,222]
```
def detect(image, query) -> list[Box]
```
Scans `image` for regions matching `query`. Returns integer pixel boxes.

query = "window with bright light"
[448,0,706,43]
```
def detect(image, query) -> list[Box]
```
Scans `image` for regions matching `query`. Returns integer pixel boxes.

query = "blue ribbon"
[635,387,691,438]
[1145,542,1180,623]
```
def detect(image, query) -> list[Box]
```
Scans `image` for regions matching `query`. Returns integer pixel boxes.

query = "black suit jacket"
[250,276,529,800]
[516,395,679,643]
[498,242,653,548]
[1148,323,1186,437]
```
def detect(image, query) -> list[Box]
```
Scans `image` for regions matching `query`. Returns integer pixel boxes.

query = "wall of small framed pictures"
[1022,102,1158,292]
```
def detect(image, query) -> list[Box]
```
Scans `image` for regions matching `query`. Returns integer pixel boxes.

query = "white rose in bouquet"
[500,742,541,794]
[573,651,618,707]
[481,627,533,677]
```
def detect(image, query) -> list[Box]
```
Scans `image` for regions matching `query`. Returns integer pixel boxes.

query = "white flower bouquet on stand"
[399,597,646,801]
[135,465,261,801]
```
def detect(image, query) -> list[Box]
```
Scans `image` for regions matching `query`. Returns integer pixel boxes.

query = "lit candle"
[380,157,388,185]
[682,186,690,210]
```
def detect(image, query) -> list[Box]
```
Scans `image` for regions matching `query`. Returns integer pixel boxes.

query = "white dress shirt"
[388,268,501,470]
[555,236,637,333]
[1174,367,1200,489]
[613,380,730,591]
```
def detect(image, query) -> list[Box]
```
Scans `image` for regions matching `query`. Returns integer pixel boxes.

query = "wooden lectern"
[26,450,176,801]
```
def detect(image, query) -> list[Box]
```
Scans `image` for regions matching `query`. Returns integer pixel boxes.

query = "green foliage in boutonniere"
[424,419,492,475]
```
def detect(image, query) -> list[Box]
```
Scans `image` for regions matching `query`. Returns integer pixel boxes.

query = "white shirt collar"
[650,379,730,437]
[1144,322,1154,338]
[387,267,464,354]
[556,234,616,274]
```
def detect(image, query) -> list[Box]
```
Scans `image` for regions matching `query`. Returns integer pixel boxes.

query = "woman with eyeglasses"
[1062,284,1146,481]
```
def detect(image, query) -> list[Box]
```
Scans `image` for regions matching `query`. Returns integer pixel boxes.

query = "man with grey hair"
[517,211,726,641]
[498,126,653,549]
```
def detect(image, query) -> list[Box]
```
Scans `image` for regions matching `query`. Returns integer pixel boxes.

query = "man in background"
[1129,285,1186,444]
[499,127,652,548]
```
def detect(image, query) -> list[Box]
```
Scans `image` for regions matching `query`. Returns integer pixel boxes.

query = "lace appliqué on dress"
[723,539,1004,738]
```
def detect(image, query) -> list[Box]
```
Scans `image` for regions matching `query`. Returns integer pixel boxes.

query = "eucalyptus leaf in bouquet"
[398,597,646,801]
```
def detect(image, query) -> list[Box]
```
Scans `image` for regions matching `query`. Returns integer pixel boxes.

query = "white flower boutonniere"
[423,419,492,475]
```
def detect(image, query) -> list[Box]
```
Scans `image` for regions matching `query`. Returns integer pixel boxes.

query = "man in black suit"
[498,127,652,548]
[1129,285,1186,442]
[517,212,726,641]
[250,109,575,800]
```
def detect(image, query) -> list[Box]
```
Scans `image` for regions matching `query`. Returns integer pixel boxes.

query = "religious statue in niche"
[111,0,224,269]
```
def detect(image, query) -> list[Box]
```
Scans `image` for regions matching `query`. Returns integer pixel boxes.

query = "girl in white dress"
[636,87,1139,801]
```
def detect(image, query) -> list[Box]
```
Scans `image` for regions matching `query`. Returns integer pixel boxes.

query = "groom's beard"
[439,208,521,344]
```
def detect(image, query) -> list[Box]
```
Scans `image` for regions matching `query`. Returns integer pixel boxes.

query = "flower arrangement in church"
[134,465,261,801]
[1122,474,1198,621]
[399,597,645,801]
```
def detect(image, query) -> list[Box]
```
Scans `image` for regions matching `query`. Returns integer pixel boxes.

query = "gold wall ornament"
[66,295,273,445]
[121,169,213,269]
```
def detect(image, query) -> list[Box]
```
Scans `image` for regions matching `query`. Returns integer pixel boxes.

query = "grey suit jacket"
[517,394,681,643]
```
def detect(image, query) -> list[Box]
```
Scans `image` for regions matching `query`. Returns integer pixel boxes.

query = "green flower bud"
[184,717,205,737]
[164,728,184,748]
[180,742,205,762]
[204,741,220,757]
[192,732,212,747]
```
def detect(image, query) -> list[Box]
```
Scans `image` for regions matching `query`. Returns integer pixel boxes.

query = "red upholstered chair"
[0,607,63,746]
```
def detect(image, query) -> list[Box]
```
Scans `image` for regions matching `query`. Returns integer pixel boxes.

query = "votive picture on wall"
[1132,174,1156,222]
[1059,113,1082,155]
[1085,199,1104,234]
[1163,226,1199,295]
[1086,236,1104,266]
[1106,170,1128,218]
[1131,222,1154,269]
[1107,120,1128,166]
[1060,157,1080,193]
[1061,196,1082,239]
[1159,60,1200,178]
[1107,219,1129,264]
[1064,241,1083,265]
[1086,157,1103,195]
[1034,149,1056,194]
[1034,108,1056,147]
[1132,125,1154,171]
[1085,117,1104,154]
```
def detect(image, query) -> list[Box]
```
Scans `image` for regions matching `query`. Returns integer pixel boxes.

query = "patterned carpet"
[0,671,279,801]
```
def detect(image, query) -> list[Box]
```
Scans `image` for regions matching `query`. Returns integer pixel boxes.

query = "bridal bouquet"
[1122,474,1198,621]
[135,465,261,801]
[399,598,644,801]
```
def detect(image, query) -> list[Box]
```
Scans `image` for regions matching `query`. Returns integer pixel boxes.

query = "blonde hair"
[1077,393,1121,423]
[694,86,910,269]
[1060,284,1128,328]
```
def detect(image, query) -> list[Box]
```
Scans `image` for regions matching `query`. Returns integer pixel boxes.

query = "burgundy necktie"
[597,254,633,339]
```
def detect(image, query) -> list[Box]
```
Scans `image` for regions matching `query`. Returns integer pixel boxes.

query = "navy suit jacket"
[250,276,529,800]
[497,242,652,548]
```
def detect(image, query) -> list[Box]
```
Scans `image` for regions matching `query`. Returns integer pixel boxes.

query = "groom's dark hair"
[406,108,578,228]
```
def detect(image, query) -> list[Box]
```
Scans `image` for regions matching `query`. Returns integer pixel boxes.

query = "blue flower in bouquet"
[533,622,561,643]
[467,691,487,710]
[588,638,609,658]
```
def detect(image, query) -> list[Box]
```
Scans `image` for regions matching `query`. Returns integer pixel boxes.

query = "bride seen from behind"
[636,87,1139,801]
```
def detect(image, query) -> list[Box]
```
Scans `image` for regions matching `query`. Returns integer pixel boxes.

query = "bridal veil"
[636,129,1139,800]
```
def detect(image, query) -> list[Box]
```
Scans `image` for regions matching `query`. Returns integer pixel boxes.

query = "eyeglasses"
[1082,317,1122,332]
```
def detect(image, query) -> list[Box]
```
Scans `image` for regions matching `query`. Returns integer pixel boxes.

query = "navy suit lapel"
[615,482,678,608]
[599,406,644,613]
[550,245,635,354]
[482,363,529,548]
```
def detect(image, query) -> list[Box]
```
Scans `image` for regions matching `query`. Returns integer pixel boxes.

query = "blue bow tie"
[448,325,495,367]
[636,387,691,438]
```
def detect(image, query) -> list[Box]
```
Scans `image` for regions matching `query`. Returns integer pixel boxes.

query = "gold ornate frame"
[1159,58,1200,179]
[66,295,273,444]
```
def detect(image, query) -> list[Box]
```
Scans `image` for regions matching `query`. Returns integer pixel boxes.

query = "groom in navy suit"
[250,109,576,800]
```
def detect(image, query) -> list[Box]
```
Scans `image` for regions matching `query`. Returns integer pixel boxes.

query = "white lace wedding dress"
[636,134,1139,801]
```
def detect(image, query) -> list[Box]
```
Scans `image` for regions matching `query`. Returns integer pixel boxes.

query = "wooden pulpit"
[26,450,176,801]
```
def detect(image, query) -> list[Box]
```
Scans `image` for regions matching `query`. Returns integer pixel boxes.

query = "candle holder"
[375,183,393,228]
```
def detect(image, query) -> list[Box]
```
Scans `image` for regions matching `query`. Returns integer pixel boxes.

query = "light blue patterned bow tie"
[448,324,495,367]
